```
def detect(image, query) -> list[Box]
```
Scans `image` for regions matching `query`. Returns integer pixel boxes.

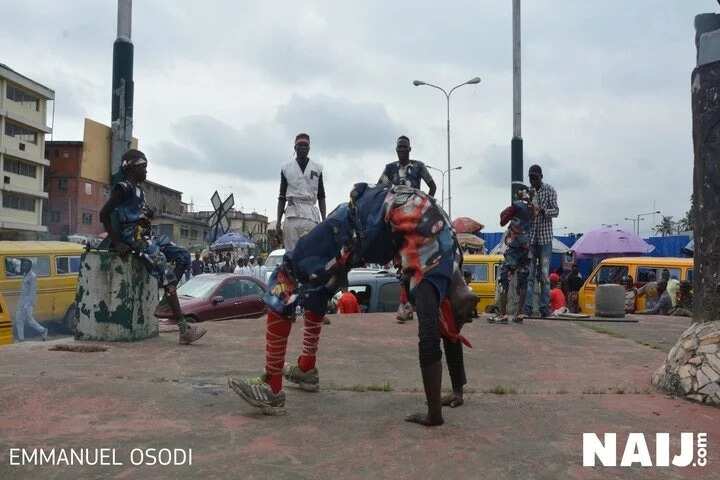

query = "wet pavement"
[0,313,717,479]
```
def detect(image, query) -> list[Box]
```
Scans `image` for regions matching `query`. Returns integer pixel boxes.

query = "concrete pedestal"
[75,251,159,341]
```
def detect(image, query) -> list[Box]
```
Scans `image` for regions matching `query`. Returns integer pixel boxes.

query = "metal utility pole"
[511,0,523,201]
[110,0,134,184]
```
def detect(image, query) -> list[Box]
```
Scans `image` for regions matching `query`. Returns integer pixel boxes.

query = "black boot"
[405,361,444,427]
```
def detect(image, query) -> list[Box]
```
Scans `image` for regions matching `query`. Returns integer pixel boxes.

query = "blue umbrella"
[211,231,255,251]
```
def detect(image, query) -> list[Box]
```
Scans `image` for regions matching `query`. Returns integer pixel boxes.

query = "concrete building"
[46,119,207,249]
[144,180,209,250]
[45,118,136,237]
[0,64,54,239]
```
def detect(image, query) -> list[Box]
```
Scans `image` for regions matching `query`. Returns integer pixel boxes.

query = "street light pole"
[635,210,661,236]
[511,0,523,202]
[426,165,462,211]
[413,77,481,219]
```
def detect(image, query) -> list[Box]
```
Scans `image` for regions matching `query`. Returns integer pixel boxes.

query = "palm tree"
[653,216,675,237]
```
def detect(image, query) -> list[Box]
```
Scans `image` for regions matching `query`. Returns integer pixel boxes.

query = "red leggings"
[264,310,325,393]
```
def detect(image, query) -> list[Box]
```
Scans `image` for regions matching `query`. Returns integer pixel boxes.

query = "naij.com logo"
[583,433,708,467]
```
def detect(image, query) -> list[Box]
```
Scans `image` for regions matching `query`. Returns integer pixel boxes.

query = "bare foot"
[404,412,444,427]
[441,393,464,408]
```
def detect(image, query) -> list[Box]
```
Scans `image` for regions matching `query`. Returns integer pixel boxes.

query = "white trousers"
[283,217,318,252]
[14,306,46,341]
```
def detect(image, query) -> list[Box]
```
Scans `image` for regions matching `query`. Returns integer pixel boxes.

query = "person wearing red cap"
[276,133,326,252]
[549,272,566,313]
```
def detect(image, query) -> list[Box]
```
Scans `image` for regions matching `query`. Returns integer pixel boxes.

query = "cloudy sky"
[2,1,701,236]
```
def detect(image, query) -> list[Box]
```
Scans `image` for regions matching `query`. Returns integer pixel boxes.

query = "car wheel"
[63,303,78,333]
[186,315,200,323]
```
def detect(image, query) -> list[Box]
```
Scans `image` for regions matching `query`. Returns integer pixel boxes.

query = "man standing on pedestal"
[378,136,437,323]
[523,164,559,318]
[276,133,326,252]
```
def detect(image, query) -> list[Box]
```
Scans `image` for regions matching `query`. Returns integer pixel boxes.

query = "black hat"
[528,164,542,176]
[396,135,411,147]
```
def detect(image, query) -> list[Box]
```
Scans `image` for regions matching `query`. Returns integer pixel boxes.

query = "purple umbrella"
[570,226,655,258]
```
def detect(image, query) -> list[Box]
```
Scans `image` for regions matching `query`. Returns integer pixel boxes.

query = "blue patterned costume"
[111,180,190,287]
[264,183,456,316]
[498,199,533,292]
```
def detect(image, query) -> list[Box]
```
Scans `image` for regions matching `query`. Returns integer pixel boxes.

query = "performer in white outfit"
[13,259,48,342]
[276,133,326,251]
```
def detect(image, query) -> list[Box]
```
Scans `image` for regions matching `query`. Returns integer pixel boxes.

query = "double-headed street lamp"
[426,165,462,210]
[626,210,661,235]
[413,76,481,218]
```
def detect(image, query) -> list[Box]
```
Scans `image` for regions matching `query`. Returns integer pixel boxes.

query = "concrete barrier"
[75,251,159,341]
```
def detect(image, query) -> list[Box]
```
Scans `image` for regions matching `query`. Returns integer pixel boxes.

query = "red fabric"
[439,299,472,348]
[452,217,484,234]
[265,310,293,393]
[298,310,324,372]
[399,284,408,304]
[337,292,360,314]
[550,288,566,311]
[549,273,560,284]
[500,205,517,227]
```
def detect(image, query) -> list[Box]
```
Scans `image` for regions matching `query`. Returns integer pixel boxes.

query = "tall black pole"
[511,0,523,201]
[111,0,134,184]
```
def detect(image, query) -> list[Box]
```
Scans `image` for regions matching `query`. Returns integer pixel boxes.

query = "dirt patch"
[49,343,108,353]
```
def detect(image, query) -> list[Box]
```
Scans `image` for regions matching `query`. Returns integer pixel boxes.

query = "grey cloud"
[149,94,404,180]
[465,144,591,192]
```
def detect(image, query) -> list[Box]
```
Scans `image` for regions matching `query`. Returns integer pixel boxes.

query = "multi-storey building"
[0,64,54,239]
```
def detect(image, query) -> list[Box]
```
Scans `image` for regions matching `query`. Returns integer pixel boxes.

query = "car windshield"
[177,275,222,299]
[264,255,283,268]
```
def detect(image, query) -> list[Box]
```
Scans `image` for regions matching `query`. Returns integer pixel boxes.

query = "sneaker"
[497,317,509,324]
[282,363,319,392]
[228,376,286,415]
[396,303,414,323]
[41,328,49,341]
[179,325,207,345]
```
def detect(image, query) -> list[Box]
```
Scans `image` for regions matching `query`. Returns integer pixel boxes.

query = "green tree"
[653,216,675,237]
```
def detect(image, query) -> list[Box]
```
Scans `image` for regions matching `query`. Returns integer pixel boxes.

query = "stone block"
[701,365,720,383]
[706,354,720,374]
[75,251,159,342]
[696,369,711,389]
[699,382,720,397]
[698,344,719,355]
[688,356,702,366]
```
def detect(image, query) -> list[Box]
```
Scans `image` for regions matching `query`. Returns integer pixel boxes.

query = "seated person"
[636,272,659,310]
[623,275,637,313]
[670,280,693,317]
[549,272,567,315]
[637,280,671,315]
[99,149,206,345]
[337,287,360,314]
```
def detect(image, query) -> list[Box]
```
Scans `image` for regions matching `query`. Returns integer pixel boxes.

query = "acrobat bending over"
[229,183,476,426]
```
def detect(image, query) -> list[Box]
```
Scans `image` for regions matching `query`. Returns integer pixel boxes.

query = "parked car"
[155,273,267,322]
[329,268,401,314]
[259,248,286,283]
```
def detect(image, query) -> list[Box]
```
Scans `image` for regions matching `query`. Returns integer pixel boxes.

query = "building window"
[58,178,68,191]
[190,229,198,240]
[3,157,37,178]
[50,210,60,223]
[6,84,40,110]
[85,182,92,195]
[180,227,189,238]
[2,192,35,212]
[4,121,38,144]
[82,212,93,225]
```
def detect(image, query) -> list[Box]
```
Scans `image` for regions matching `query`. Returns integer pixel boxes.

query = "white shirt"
[281,159,323,222]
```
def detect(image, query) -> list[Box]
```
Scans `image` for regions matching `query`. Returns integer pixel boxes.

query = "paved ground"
[0,313,718,479]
